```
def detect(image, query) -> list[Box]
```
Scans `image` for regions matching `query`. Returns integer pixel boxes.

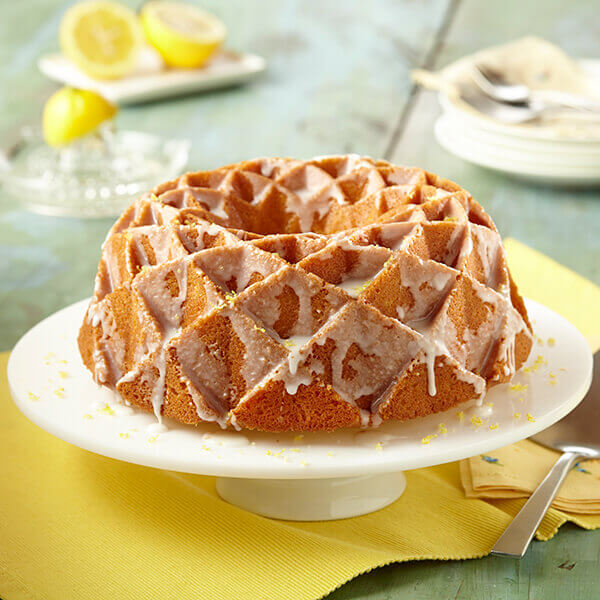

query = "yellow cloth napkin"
[458,239,600,516]
[461,440,600,513]
[1,239,599,600]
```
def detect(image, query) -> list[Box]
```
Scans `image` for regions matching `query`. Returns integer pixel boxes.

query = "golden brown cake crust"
[78,155,533,432]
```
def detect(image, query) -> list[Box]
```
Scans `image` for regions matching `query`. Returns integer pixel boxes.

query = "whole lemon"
[43,87,117,147]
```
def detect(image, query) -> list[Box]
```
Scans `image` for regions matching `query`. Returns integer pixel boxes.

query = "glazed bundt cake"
[78,155,533,432]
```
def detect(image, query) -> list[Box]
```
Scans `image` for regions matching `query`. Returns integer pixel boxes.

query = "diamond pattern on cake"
[79,155,533,431]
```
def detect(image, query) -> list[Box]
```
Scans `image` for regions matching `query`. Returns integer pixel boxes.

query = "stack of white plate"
[434,60,600,186]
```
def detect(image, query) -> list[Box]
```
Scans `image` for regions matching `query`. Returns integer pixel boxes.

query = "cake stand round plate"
[8,299,592,521]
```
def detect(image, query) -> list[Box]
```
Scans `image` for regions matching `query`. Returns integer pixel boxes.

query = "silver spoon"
[472,63,600,112]
[490,350,599,558]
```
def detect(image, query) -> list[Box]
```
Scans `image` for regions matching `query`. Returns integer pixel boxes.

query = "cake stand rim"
[7,297,593,480]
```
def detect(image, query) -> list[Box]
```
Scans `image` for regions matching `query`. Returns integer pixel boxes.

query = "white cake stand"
[8,299,592,521]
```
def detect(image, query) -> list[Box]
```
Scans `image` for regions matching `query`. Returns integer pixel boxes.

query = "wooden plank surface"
[328,1,600,598]
[0,0,450,350]
[1,1,599,599]
[389,0,600,287]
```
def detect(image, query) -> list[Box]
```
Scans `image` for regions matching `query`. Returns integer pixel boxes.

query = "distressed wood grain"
[327,1,600,598]
[0,0,450,350]
[1,1,599,599]
[389,0,600,286]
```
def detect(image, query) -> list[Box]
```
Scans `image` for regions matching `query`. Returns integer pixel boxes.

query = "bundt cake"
[78,155,533,432]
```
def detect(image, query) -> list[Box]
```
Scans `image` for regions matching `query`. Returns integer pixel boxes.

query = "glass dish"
[0,126,190,218]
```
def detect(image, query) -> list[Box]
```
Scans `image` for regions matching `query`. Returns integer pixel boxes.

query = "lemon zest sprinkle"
[421,434,437,444]
[510,383,528,392]
[354,279,372,294]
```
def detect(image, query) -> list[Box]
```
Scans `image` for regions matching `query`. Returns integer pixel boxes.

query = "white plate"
[435,115,600,185]
[8,298,592,520]
[436,115,600,169]
[38,49,266,105]
[440,117,600,158]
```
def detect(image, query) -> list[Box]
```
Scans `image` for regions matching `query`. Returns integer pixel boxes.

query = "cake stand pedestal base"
[216,472,407,521]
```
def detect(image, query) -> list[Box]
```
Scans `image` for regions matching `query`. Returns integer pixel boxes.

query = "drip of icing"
[458,223,474,265]
[408,317,453,397]
[283,335,312,375]
[90,300,125,386]
[281,370,313,395]
[147,423,168,435]
[119,260,190,423]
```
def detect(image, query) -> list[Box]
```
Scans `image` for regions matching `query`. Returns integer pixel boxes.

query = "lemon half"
[141,1,226,69]
[60,1,143,80]
[43,87,117,147]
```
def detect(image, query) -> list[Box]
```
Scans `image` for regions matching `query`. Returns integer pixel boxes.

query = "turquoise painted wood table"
[1,1,599,598]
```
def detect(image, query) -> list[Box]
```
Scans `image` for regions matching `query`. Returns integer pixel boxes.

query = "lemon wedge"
[43,87,117,147]
[141,1,226,69]
[59,1,143,80]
